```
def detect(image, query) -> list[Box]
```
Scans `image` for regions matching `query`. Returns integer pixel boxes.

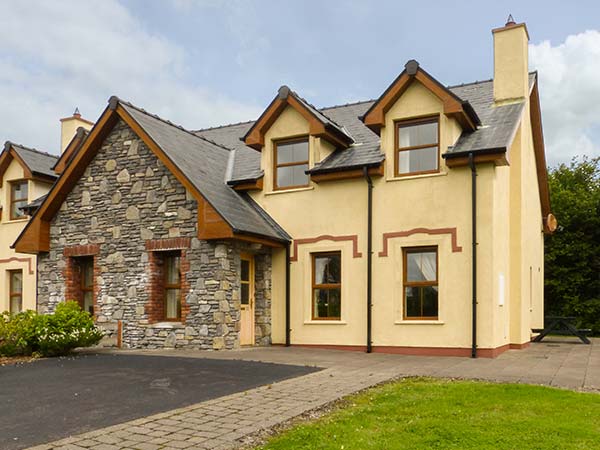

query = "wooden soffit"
[310,164,384,183]
[244,86,353,150]
[362,60,480,134]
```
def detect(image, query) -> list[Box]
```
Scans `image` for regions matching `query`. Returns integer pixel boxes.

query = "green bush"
[0,301,103,357]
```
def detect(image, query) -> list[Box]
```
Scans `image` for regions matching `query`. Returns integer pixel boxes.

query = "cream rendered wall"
[0,160,44,313]
[254,81,515,350]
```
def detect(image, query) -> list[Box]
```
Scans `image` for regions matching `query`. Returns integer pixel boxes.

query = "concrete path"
[29,338,599,450]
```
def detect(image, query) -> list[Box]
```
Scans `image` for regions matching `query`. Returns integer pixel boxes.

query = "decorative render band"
[0,256,34,275]
[379,227,462,257]
[290,234,362,262]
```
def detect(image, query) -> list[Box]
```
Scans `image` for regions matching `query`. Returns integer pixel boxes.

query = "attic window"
[395,117,439,176]
[273,137,309,190]
[10,181,29,220]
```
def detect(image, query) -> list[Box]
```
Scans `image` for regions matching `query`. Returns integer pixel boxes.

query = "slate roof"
[21,194,47,214]
[117,99,289,242]
[196,73,537,180]
[5,142,58,179]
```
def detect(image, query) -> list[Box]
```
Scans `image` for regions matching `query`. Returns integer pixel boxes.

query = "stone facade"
[37,119,272,349]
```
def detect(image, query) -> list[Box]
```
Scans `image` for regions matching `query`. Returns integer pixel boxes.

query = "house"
[14,19,554,356]
[0,111,93,314]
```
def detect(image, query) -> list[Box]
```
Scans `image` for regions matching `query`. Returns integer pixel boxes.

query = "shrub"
[0,301,103,357]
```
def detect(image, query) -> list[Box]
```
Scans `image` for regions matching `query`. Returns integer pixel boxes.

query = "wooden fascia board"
[0,148,14,184]
[444,151,508,168]
[7,148,33,179]
[244,94,350,150]
[363,70,476,134]
[14,106,119,253]
[115,105,236,241]
[53,132,85,174]
[232,177,264,191]
[310,164,384,183]
[529,82,552,232]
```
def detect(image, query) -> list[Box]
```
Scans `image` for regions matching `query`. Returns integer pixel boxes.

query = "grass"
[258,378,600,450]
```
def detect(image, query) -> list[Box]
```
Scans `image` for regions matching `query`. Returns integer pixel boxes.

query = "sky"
[1,0,599,166]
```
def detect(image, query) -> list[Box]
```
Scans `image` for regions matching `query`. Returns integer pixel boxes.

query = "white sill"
[4,217,30,224]
[266,186,314,196]
[303,320,347,325]
[153,322,185,329]
[386,171,448,182]
[395,320,445,325]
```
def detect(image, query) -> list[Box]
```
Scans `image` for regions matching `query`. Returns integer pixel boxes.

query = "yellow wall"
[251,77,545,351]
[0,159,53,312]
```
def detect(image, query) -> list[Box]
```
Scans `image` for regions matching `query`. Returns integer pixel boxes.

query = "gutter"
[468,153,478,358]
[363,166,373,353]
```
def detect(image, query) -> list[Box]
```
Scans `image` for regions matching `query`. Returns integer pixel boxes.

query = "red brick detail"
[378,227,462,257]
[145,238,191,252]
[63,244,100,257]
[145,240,191,324]
[290,235,362,262]
[63,253,100,319]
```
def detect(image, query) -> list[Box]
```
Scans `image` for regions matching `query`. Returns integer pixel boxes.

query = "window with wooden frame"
[9,270,23,315]
[78,257,94,314]
[403,247,438,320]
[162,252,182,321]
[10,180,29,220]
[395,116,439,176]
[312,252,341,320]
[273,137,309,190]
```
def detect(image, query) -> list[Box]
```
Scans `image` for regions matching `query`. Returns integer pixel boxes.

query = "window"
[403,247,438,320]
[241,258,251,306]
[163,252,181,320]
[312,252,341,320]
[78,257,94,314]
[9,270,23,315]
[395,117,439,176]
[10,181,28,220]
[274,137,309,189]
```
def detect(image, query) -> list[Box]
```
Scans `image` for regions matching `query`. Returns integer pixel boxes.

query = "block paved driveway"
[20,338,600,450]
[0,353,318,450]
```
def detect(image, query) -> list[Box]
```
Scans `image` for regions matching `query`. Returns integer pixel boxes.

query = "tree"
[545,156,600,334]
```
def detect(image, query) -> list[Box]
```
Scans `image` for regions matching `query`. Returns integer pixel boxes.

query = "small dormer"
[243,86,353,191]
[361,60,480,179]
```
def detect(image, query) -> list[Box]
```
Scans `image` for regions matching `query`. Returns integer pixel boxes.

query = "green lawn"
[258,378,600,450]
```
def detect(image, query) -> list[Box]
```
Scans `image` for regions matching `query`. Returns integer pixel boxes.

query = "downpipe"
[468,153,478,358]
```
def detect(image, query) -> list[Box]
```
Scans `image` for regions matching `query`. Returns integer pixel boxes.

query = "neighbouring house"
[14,19,554,356]
[0,111,93,314]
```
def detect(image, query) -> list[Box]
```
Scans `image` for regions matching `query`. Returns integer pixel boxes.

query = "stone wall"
[37,119,272,349]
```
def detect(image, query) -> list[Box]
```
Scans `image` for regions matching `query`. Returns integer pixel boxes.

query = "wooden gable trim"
[362,62,478,134]
[244,88,351,150]
[310,164,384,183]
[530,81,552,233]
[14,99,283,253]
[53,128,87,175]
[0,146,33,184]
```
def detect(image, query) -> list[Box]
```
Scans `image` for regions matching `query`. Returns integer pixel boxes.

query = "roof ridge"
[447,78,494,89]
[290,89,347,131]
[319,98,377,111]
[5,141,58,159]
[113,96,235,153]
[194,119,256,133]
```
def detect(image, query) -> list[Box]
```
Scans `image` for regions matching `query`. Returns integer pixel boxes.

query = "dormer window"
[10,181,29,220]
[273,137,309,190]
[395,117,439,176]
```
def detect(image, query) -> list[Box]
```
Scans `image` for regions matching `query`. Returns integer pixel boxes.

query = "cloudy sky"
[1,0,599,166]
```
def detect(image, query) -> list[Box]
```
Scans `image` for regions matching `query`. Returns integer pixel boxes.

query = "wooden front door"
[240,254,255,346]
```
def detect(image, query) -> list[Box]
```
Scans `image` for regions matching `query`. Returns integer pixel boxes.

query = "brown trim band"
[292,343,515,358]
[290,234,362,262]
[0,256,34,275]
[379,227,462,257]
